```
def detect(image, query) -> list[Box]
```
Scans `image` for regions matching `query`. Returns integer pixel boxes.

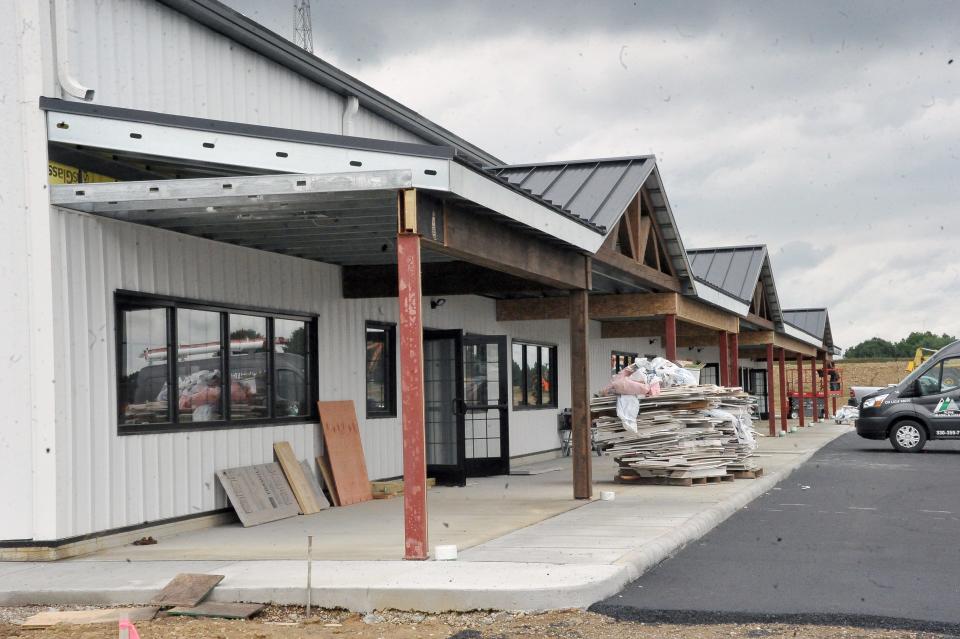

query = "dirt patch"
[0,606,954,639]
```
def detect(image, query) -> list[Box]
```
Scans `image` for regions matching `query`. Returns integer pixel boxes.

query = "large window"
[366,322,397,418]
[512,340,557,409]
[116,292,316,434]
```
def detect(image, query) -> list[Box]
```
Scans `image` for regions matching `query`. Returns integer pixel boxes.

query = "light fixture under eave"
[430,298,447,310]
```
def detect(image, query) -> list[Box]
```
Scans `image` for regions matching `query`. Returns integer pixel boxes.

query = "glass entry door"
[422,331,510,483]
[461,335,510,476]
[423,330,465,485]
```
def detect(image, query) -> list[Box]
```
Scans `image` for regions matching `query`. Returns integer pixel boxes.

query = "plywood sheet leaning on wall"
[317,400,373,506]
[299,458,331,510]
[273,441,327,514]
[216,462,300,526]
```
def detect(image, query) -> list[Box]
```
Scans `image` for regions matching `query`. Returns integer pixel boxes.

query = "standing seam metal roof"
[783,309,829,340]
[687,245,766,304]
[687,245,784,324]
[485,157,697,294]
[485,156,655,231]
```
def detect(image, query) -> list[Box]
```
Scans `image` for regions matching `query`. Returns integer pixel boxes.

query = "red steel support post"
[729,332,739,387]
[766,343,777,436]
[810,355,819,422]
[570,289,592,500]
[796,353,805,427]
[718,331,730,386]
[397,191,428,560]
[821,352,830,420]
[778,348,788,434]
[664,314,678,362]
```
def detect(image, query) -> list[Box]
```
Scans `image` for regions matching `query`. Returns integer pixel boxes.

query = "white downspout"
[53,0,94,100]
[342,95,359,136]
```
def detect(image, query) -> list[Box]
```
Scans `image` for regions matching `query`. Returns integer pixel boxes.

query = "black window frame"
[611,350,638,374]
[511,339,558,410]
[115,290,318,435]
[365,321,397,418]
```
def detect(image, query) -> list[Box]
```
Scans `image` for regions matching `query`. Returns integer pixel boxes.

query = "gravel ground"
[0,606,956,639]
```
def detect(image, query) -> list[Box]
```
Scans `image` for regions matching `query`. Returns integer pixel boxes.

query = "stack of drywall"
[592,385,759,480]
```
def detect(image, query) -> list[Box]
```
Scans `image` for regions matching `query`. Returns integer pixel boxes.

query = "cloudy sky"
[224,0,960,350]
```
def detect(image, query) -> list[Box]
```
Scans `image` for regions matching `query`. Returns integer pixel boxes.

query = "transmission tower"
[293,0,314,54]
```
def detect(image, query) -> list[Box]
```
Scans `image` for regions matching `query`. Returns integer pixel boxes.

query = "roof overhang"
[43,100,604,253]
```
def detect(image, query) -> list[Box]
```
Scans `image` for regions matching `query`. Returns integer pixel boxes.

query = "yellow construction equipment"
[906,347,938,373]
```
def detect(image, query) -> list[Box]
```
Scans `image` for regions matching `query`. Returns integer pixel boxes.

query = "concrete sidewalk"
[0,422,849,612]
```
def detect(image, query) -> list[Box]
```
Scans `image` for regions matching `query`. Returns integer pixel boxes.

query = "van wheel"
[890,421,926,453]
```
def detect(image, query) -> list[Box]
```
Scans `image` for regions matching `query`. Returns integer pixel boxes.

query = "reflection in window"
[177,309,223,423]
[512,343,524,406]
[611,351,637,374]
[541,346,552,406]
[120,307,170,425]
[274,319,309,417]
[941,358,960,393]
[512,341,557,409]
[229,314,269,420]
[366,322,396,417]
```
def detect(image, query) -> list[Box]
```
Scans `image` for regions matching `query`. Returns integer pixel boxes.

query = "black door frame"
[461,334,510,477]
[423,329,466,486]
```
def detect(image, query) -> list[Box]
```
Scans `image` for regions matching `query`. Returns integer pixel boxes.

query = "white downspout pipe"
[342,95,359,136]
[53,0,94,100]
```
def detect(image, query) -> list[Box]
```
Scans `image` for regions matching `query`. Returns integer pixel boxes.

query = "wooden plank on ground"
[299,459,331,510]
[167,602,264,620]
[216,462,300,527]
[273,441,324,515]
[22,607,159,627]
[315,453,340,506]
[150,573,224,607]
[317,400,373,506]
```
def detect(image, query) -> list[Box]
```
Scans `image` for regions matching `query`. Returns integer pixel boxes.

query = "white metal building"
[1,0,836,549]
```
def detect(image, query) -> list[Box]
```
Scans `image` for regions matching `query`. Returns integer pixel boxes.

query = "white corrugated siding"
[49,207,659,538]
[63,0,424,144]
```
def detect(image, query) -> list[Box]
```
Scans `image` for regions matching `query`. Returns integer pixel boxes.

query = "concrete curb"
[0,429,847,612]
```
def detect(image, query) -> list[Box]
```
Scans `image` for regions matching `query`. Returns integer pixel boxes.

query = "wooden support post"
[729,332,739,387]
[570,289,592,500]
[810,355,819,422]
[397,191,428,560]
[664,314,677,362]
[718,331,729,387]
[821,352,830,420]
[766,343,777,436]
[796,353,805,427]
[778,348,788,434]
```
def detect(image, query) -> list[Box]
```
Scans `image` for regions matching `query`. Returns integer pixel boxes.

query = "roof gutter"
[155,0,502,167]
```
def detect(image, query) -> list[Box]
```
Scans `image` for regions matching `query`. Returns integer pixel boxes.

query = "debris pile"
[593,358,760,482]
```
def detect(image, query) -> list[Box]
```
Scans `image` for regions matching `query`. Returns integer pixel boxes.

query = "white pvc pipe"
[54,0,94,100]
[342,95,359,136]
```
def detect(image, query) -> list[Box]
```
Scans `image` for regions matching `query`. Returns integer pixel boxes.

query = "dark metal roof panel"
[784,309,829,340]
[485,156,655,231]
[687,245,766,304]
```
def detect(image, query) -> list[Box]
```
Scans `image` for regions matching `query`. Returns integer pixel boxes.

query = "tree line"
[843,331,957,359]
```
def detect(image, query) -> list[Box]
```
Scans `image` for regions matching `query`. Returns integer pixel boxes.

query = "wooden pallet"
[615,473,734,487]
[727,467,764,479]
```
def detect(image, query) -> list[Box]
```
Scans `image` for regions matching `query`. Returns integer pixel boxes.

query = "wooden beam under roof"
[497,292,738,333]
[737,330,817,357]
[421,200,591,291]
[342,261,558,298]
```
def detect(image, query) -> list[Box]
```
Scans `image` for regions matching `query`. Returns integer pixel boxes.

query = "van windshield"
[899,343,953,389]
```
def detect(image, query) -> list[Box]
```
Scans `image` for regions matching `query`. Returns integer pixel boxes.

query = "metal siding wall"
[63,0,424,144]
[51,209,317,538]
[51,206,668,537]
